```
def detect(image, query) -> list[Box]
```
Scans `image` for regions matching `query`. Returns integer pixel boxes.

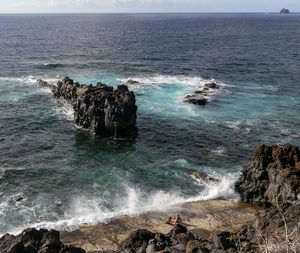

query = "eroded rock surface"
[38,77,138,139]
[235,144,300,250]
[235,144,300,207]
[0,228,85,253]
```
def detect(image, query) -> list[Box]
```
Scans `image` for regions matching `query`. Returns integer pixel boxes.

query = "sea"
[0,13,300,235]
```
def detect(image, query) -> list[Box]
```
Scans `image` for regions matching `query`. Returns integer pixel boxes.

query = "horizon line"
[0,11,299,15]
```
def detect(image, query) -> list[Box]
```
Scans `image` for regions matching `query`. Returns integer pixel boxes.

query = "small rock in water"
[190,171,220,183]
[127,79,139,85]
[204,82,220,89]
[280,8,290,14]
[183,94,207,106]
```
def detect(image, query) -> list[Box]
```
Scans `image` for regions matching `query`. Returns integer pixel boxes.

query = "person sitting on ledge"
[165,217,172,224]
[174,214,182,224]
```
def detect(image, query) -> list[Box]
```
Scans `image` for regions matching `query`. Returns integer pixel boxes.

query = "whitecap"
[119,74,230,89]
[2,173,240,236]
[224,120,241,129]
[190,172,240,202]
[211,146,227,156]
[0,76,59,87]
[52,99,75,121]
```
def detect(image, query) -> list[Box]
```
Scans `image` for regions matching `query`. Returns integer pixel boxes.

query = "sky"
[0,0,299,13]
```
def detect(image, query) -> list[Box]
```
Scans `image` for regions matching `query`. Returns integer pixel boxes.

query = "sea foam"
[1,172,239,236]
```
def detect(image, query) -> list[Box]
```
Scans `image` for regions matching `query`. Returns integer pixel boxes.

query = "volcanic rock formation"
[183,82,220,106]
[0,228,85,253]
[235,144,300,208]
[280,8,290,14]
[38,77,138,139]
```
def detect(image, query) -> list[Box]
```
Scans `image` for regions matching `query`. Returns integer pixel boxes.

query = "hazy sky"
[0,0,299,13]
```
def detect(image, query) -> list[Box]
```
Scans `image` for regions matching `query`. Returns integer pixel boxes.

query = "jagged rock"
[0,228,85,253]
[37,79,56,90]
[127,79,139,85]
[235,144,300,207]
[204,82,220,90]
[186,240,208,253]
[212,231,233,251]
[38,77,138,139]
[280,8,290,14]
[168,224,187,239]
[183,94,207,106]
[190,171,220,183]
[60,245,86,253]
[183,82,220,106]
[118,229,155,252]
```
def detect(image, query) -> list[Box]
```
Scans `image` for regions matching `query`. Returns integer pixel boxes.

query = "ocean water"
[0,13,300,235]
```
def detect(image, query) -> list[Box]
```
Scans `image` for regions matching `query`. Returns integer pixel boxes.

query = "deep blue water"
[0,13,300,235]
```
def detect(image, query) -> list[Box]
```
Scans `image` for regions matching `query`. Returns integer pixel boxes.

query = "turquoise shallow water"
[0,13,300,235]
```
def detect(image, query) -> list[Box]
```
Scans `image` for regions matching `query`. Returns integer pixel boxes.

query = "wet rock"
[204,82,220,89]
[190,172,220,183]
[183,82,220,106]
[127,79,139,85]
[37,79,56,90]
[235,144,300,207]
[38,77,138,139]
[183,95,207,106]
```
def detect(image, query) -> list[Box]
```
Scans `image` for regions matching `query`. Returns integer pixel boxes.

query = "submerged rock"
[183,82,220,106]
[190,171,220,183]
[183,94,207,106]
[204,82,220,90]
[38,77,138,139]
[127,79,139,85]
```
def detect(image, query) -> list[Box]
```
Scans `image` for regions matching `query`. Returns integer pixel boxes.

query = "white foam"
[190,173,240,202]
[224,120,241,129]
[211,146,227,156]
[52,99,75,121]
[119,74,229,89]
[2,172,240,237]
[0,76,59,87]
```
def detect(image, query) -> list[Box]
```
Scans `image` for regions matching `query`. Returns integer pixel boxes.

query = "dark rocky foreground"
[1,144,299,252]
[37,78,137,139]
[0,228,84,253]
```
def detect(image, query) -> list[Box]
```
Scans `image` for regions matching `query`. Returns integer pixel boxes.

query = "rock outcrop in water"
[0,228,85,253]
[38,77,138,139]
[183,82,220,106]
[280,8,290,14]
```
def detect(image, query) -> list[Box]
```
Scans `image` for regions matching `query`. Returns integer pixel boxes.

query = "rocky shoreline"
[1,144,299,252]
